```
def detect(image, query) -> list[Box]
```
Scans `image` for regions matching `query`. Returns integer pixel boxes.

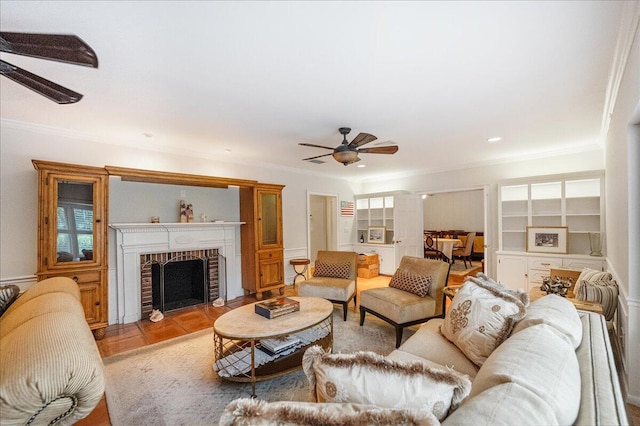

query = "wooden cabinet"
[240,183,285,300]
[33,160,109,339]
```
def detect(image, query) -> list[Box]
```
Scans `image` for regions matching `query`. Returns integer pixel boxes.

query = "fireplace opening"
[151,258,207,312]
[141,249,220,318]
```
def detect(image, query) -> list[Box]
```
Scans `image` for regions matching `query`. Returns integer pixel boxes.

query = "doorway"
[307,193,338,262]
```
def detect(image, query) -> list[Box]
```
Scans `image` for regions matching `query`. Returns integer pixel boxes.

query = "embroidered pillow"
[313,261,351,279]
[0,285,20,317]
[389,271,432,297]
[441,273,528,366]
[220,398,440,426]
[302,345,471,421]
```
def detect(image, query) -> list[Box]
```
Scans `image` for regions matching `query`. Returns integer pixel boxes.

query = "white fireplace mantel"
[109,222,245,324]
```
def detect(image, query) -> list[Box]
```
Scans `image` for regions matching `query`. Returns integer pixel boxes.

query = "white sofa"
[221,283,628,425]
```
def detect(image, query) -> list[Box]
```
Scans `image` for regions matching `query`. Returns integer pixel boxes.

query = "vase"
[589,232,602,257]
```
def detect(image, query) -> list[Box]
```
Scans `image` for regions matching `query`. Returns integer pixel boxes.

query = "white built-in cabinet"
[497,173,606,291]
[353,192,423,275]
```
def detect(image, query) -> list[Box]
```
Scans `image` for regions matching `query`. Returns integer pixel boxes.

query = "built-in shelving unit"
[356,195,395,244]
[499,175,604,255]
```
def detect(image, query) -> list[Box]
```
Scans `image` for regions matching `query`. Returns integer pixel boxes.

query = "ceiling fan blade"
[348,132,377,149]
[357,146,399,155]
[299,143,335,150]
[302,153,333,161]
[0,32,98,68]
[0,59,83,104]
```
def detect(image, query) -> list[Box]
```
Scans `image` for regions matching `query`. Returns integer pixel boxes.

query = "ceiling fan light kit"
[300,127,398,166]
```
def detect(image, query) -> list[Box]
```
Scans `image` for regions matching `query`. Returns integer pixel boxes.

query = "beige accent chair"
[298,251,358,321]
[452,232,476,268]
[359,256,451,348]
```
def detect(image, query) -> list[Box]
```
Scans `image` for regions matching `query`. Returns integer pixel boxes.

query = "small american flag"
[340,201,354,216]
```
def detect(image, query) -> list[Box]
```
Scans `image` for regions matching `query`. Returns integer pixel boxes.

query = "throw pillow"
[302,345,471,421]
[573,268,614,297]
[576,280,618,321]
[219,398,440,426]
[512,294,583,349]
[313,261,351,279]
[389,271,432,297]
[0,285,20,317]
[440,273,528,366]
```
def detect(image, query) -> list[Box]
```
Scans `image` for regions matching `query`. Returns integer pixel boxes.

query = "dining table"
[437,238,462,262]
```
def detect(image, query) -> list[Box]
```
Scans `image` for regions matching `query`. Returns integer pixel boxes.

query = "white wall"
[604,6,639,404]
[0,122,362,287]
[423,190,484,232]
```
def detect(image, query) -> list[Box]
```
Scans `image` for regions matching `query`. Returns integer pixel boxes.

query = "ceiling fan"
[300,127,399,166]
[0,32,98,104]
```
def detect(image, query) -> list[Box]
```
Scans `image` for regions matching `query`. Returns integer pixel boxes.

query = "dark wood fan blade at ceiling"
[0,60,83,104]
[357,145,399,154]
[0,32,98,104]
[348,132,377,148]
[298,143,335,150]
[0,32,98,67]
[302,152,334,161]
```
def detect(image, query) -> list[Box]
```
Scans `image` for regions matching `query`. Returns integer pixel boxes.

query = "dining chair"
[452,232,476,268]
[423,233,442,260]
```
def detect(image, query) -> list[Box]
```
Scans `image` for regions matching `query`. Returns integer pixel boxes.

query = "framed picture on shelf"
[367,226,386,244]
[526,226,568,254]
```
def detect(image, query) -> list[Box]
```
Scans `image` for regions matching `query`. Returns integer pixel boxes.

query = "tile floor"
[77,270,639,425]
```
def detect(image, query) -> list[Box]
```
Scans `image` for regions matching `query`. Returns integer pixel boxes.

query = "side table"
[290,258,310,285]
[443,285,461,301]
[529,286,603,314]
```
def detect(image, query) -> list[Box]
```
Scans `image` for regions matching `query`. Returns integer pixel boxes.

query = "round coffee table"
[213,296,333,397]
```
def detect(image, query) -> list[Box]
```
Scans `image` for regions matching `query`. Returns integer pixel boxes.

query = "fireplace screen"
[140,249,220,317]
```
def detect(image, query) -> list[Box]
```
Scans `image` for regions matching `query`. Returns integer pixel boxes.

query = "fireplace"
[140,249,219,317]
[110,222,243,324]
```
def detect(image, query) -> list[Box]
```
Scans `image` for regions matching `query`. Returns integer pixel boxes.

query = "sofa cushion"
[440,274,527,366]
[442,382,559,426]
[512,294,582,349]
[220,398,440,426]
[314,261,351,279]
[469,323,580,425]
[389,319,479,379]
[389,271,432,297]
[302,345,471,421]
[0,285,20,317]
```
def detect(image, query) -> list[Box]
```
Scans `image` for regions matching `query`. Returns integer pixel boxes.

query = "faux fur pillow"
[302,345,471,421]
[219,398,440,426]
[313,261,351,279]
[389,271,432,297]
[441,273,528,366]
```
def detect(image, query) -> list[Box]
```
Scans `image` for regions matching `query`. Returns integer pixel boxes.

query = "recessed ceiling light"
[357,164,366,168]
[224,149,232,153]
[487,137,502,143]
[143,133,153,138]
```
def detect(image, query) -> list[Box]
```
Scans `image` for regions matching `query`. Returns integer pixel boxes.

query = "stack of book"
[254,297,300,319]
[258,335,301,355]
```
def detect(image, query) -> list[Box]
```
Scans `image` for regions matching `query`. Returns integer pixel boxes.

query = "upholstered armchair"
[359,256,451,348]
[297,251,358,320]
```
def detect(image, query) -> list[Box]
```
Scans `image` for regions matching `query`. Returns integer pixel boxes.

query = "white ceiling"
[0,1,626,181]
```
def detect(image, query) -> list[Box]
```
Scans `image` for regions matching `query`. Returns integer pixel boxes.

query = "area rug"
[449,262,482,276]
[103,309,408,425]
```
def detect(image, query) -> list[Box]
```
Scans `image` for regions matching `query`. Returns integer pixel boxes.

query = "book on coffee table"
[254,297,300,319]
[258,335,301,355]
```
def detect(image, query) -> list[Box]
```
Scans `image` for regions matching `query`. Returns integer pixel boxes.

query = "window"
[57,202,93,260]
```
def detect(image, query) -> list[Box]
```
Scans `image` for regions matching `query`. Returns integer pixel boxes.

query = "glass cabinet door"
[257,189,282,249]
[48,175,102,267]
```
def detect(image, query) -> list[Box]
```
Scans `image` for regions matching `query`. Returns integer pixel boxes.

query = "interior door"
[308,193,338,261]
[393,194,423,264]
